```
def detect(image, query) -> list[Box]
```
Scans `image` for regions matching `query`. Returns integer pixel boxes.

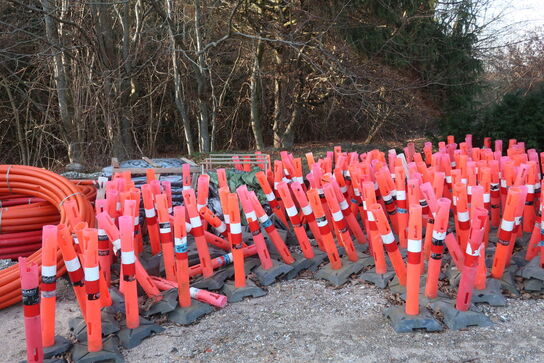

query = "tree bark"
[250,39,265,150]
[166,0,195,155]
[39,0,81,164]
[194,0,211,152]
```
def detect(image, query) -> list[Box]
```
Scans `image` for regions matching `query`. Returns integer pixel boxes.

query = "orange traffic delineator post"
[183,189,214,278]
[20,257,44,363]
[424,198,451,299]
[83,228,102,352]
[290,181,325,251]
[141,184,161,255]
[255,171,289,227]
[405,204,423,315]
[119,216,139,329]
[173,206,191,308]
[155,194,176,282]
[40,225,58,348]
[221,192,267,303]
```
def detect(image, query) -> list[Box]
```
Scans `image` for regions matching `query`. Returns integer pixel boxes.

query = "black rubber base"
[359,268,395,289]
[192,267,234,290]
[118,316,165,349]
[143,288,179,317]
[69,311,120,342]
[429,300,493,330]
[43,335,73,359]
[315,257,365,286]
[519,257,544,281]
[167,299,214,325]
[253,259,294,285]
[221,280,267,303]
[72,335,124,363]
[472,278,507,306]
[384,306,443,333]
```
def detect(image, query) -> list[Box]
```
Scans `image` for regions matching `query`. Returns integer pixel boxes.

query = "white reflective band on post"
[432,230,447,240]
[318,188,324,195]
[382,193,392,202]
[185,223,193,233]
[461,178,467,185]
[527,184,534,193]
[245,211,257,222]
[491,183,498,188]
[188,287,198,299]
[339,200,349,210]
[484,194,490,203]
[175,237,187,246]
[98,229,107,236]
[160,225,171,233]
[42,265,56,277]
[391,173,395,179]
[381,232,395,244]
[332,210,343,222]
[112,239,121,252]
[274,182,279,189]
[458,211,469,222]
[295,177,304,183]
[84,266,99,281]
[317,219,328,227]
[345,170,351,177]
[197,204,205,211]
[340,186,348,193]
[286,205,298,217]
[514,216,522,225]
[466,243,480,256]
[501,219,514,232]
[367,211,375,221]
[301,205,312,216]
[467,186,472,194]
[216,223,227,233]
[224,215,230,224]
[134,217,139,226]
[145,208,156,218]
[265,192,275,201]
[353,188,361,196]
[116,202,121,211]
[500,180,507,188]
[230,222,242,234]
[446,176,452,183]
[396,190,406,200]
[168,207,173,214]
[407,239,422,253]
[121,251,135,264]
[283,177,290,183]
[65,257,81,272]
[362,200,367,209]
[258,215,268,224]
[190,216,202,228]
[534,182,540,189]
[73,236,79,244]
[183,186,191,190]
[283,169,289,175]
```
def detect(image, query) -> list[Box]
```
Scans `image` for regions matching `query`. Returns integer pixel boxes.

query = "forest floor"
[1,271,543,362]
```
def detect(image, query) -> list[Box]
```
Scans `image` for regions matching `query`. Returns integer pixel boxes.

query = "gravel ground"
[2,275,542,363]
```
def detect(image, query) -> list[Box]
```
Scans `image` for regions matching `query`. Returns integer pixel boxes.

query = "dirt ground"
[1,275,543,363]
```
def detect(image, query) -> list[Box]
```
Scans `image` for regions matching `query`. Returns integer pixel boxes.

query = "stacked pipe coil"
[0,166,94,308]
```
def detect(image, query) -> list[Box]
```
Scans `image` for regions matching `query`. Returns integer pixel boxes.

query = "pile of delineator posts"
[19,135,544,362]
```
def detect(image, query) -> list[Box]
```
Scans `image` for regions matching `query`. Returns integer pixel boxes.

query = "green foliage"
[476,84,544,149]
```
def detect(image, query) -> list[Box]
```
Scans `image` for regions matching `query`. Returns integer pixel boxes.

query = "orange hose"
[0,165,94,309]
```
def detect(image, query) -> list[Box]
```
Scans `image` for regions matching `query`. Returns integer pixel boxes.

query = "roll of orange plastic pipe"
[0,165,94,309]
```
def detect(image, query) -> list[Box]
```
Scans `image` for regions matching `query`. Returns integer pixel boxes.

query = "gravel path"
[1,276,543,362]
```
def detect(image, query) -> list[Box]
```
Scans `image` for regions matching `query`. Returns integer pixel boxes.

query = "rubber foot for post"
[192,267,234,290]
[497,268,520,296]
[43,336,73,359]
[253,259,293,286]
[105,287,125,314]
[518,257,544,281]
[359,268,395,289]
[285,250,328,280]
[524,278,544,292]
[139,251,164,277]
[221,279,267,303]
[69,311,120,342]
[143,288,178,317]
[384,306,443,333]
[72,335,124,363]
[389,275,426,295]
[118,316,165,349]
[167,299,214,325]
[471,278,507,306]
[316,257,365,286]
[429,300,493,330]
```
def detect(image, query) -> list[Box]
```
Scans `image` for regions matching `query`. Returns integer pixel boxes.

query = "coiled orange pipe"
[0,165,94,309]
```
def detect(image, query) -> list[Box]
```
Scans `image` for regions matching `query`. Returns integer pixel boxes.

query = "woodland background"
[1,0,543,168]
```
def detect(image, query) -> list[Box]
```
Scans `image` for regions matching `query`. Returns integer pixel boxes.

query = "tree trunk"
[39,0,81,164]
[250,40,265,150]
[194,0,211,153]
[166,0,194,155]
[118,0,135,157]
